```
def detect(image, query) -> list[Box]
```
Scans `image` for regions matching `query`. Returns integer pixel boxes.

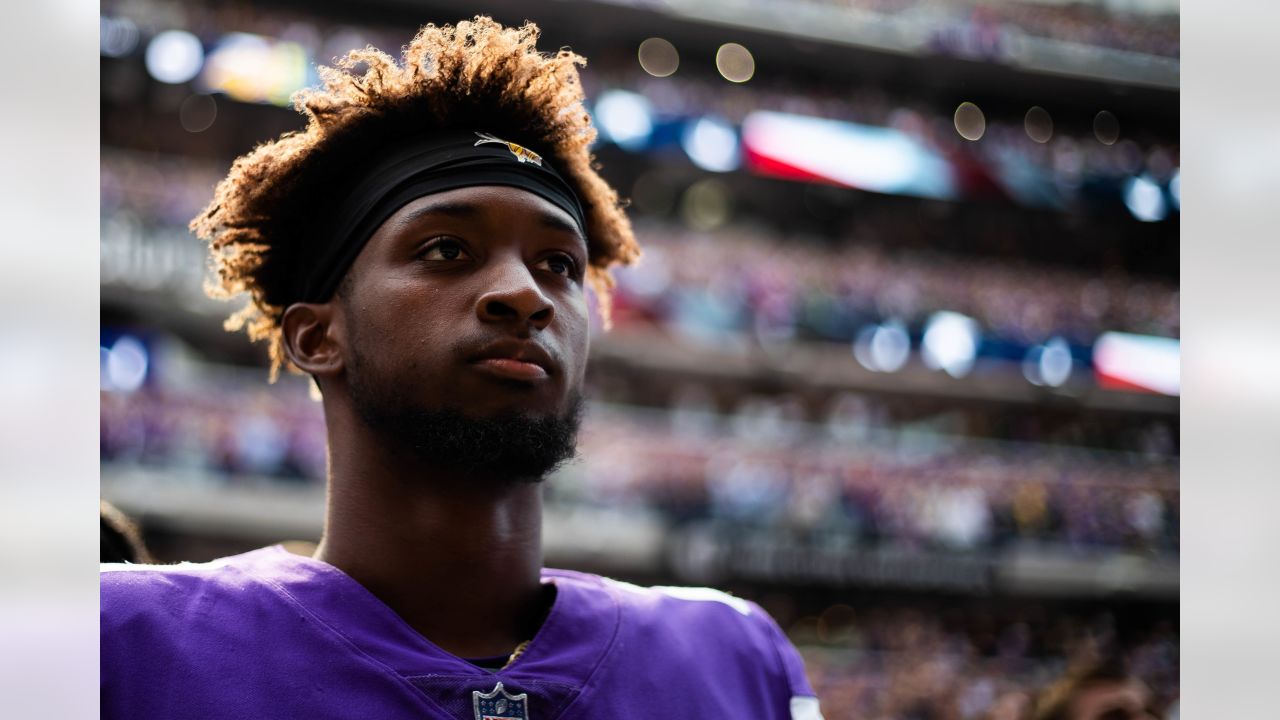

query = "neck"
[313,403,549,660]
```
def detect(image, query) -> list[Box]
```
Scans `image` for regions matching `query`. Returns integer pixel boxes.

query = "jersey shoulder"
[545,568,818,705]
[100,547,297,641]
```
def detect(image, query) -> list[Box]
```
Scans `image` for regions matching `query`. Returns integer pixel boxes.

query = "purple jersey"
[101,546,823,719]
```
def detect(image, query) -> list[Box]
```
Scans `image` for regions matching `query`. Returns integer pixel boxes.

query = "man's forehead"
[381,186,587,247]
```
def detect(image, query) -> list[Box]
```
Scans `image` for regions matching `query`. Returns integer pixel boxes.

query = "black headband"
[302,130,587,302]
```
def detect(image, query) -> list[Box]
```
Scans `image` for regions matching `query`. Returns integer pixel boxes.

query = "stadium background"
[99,0,1179,717]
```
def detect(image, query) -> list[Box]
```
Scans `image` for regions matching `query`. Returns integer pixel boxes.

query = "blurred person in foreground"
[99,499,152,564]
[1032,655,1159,720]
[99,17,822,720]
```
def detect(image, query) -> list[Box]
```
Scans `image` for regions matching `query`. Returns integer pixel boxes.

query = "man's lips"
[471,357,549,381]
[467,339,557,381]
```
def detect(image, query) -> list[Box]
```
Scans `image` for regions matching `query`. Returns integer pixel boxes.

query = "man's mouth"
[470,357,549,381]
[467,339,557,382]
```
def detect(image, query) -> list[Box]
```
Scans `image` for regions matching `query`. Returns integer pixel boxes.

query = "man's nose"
[475,258,554,331]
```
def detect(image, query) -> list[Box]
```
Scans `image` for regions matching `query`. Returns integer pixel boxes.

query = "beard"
[345,343,584,486]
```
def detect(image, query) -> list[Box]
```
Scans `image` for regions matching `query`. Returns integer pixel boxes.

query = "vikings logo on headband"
[474,132,543,167]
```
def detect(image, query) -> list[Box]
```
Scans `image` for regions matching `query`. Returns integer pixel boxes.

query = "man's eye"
[538,253,578,277]
[421,239,469,261]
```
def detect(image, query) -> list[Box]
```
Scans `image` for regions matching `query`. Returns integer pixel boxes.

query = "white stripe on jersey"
[101,557,233,573]
[790,696,824,720]
[602,577,753,616]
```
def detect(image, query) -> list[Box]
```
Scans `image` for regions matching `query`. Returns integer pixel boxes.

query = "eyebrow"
[391,200,481,230]
[535,208,585,239]
[393,198,586,243]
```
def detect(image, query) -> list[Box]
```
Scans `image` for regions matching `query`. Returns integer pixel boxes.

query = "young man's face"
[333,184,590,478]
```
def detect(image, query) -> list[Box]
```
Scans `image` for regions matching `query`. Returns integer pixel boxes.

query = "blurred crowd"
[566,407,1178,555]
[798,0,1180,57]
[101,380,1178,555]
[985,0,1178,57]
[101,151,1179,348]
[789,602,1178,718]
[100,150,220,229]
[106,0,1179,66]
[100,380,328,483]
[614,222,1179,346]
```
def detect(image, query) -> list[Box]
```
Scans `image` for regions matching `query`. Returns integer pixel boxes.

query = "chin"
[465,401,572,423]
[445,382,574,420]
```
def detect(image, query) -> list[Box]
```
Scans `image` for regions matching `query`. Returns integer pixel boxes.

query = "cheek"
[355,282,460,363]
[561,294,591,378]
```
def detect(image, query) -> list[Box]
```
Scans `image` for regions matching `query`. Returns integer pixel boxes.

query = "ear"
[280,302,345,379]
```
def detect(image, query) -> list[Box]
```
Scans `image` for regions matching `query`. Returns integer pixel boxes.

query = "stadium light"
[681,116,740,172]
[638,37,679,77]
[200,32,312,106]
[921,311,980,378]
[1040,337,1073,387]
[1024,106,1053,143]
[103,336,149,393]
[854,321,910,373]
[101,16,140,58]
[716,43,755,83]
[1023,337,1074,388]
[1094,110,1120,145]
[145,30,204,84]
[594,89,654,152]
[953,102,985,141]
[1124,174,1168,222]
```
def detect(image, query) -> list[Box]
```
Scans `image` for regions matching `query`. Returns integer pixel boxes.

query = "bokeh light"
[178,94,218,133]
[614,245,672,300]
[100,16,140,58]
[145,30,204,84]
[1040,337,1074,387]
[953,102,986,141]
[854,321,911,373]
[715,43,755,83]
[921,311,981,378]
[1093,110,1120,145]
[681,116,740,172]
[1093,332,1180,396]
[103,336,149,393]
[1022,339,1074,387]
[630,171,676,217]
[200,32,312,106]
[594,89,653,151]
[680,179,732,230]
[1024,106,1054,143]
[1124,174,1168,221]
[638,37,679,77]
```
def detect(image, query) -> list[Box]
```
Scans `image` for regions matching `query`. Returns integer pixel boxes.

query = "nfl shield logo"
[473,681,529,720]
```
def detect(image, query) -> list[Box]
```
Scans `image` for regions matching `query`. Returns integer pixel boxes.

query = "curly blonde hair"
[191,17,639,380]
